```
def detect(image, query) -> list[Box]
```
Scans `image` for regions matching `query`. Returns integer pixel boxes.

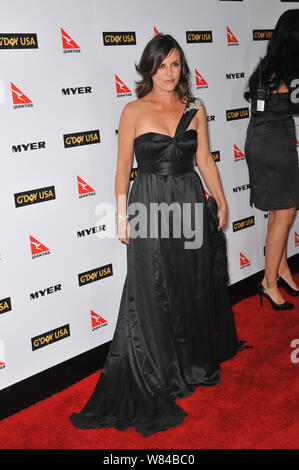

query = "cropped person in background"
[244,9,299,310]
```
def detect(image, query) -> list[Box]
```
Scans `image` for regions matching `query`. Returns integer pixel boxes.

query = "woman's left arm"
[195,103,227,229]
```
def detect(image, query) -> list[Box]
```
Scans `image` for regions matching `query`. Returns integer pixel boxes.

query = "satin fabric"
[245,92,299,211]
[69,99,240,437]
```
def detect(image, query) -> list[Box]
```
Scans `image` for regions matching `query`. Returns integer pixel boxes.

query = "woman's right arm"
[115,102,136,244]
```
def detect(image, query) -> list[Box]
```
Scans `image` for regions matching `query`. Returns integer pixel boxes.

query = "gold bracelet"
[218,207,227,213]
[116,213,129,220]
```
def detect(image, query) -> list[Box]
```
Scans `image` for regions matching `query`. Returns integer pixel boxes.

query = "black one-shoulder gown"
[69,98,241,437]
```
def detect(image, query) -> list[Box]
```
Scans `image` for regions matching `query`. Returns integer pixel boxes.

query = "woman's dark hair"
[244,9,299,101]
[135,33,194,102]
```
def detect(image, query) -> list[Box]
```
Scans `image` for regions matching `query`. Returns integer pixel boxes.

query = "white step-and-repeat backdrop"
[1,0,298,389]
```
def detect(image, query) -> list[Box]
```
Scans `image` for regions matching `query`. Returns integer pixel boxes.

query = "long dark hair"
[244,9,299,101]
[135,33,194,102]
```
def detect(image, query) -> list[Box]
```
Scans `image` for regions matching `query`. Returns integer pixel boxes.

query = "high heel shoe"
[277,274,299,297]
[257,281,294,310]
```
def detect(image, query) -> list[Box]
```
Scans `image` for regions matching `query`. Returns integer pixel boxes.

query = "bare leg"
[278,243,299,290]
[262,207,297,304]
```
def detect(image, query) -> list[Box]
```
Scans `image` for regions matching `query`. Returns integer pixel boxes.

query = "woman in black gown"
[244,9,299,310]
[70,34,243,437]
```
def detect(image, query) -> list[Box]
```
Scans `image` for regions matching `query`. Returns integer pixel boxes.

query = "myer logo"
[0,33,38,49]
[77,224,106,238]
[186,31,213,43]
[226,107,249,121]
[102,32,136,46]
[226,72,245,80]
[233,216,255,232]
[30,284,62,301]
[0,340,5,369]
[31,324,70,351]
[232,183,250,193]
[0,297,12,315]
[63,130,100,148]
[91,310,108,331]
[253,30,273,41]
[14,185,56,208]
[78,263,113,286]
[62,86,92,96]
[12,141,46,153]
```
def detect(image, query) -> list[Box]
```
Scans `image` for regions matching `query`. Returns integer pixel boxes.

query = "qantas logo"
[227,26,239,46]
[234,144,245,161]
[77,176,95,198]
[295,231,299,246]
[0,340,5,369]
[91,310,108,331]
[61,28,80,52]
[195,69,208,89]
[296,139,299,146]
[240,252,250,268]
[30,235,50,259]
[11,82,33,108]
[204,189,210,201]
[154,26,160,35]
[115,75,132,97]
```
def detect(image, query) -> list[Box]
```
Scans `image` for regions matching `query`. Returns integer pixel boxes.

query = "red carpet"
[0,275,298,449]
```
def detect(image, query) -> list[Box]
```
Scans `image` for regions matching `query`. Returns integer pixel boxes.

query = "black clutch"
[206,195,229,286]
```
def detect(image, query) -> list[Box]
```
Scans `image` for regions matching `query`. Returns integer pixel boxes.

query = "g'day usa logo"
[186,31,213,43]
[0,33,38,49]
[102,32,136,46]
[63,130,100,148]
[0,297,12,315]
[14,185,56,208]
[78,263,113,286]
[31,324,70,351]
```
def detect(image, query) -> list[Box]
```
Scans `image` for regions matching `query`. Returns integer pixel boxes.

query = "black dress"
[69,97,241,437]
[245,91,299,211]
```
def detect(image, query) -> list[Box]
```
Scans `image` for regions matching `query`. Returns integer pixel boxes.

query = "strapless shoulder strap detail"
[175,97,203,138]
[184,97,204,113]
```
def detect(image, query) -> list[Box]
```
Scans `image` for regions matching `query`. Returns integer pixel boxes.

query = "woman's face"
[151,47,182,93]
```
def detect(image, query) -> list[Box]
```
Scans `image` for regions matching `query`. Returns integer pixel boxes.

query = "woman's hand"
[217,207,227,230]
[117,218,130,244]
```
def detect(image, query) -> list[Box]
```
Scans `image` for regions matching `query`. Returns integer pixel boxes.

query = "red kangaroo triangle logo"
[227,26,238,44]
[295,231,299,245]
[240,252,250,267]
[115,75,131,94]
[30,235,49,255]
[234,144,245,160]
[154,26,160,35]
[204,189,210,201]
[77,176,95,195]
[61,28,80,49]
[195,70,208,87]
[11,83,32,104]
[91,310,107,328]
